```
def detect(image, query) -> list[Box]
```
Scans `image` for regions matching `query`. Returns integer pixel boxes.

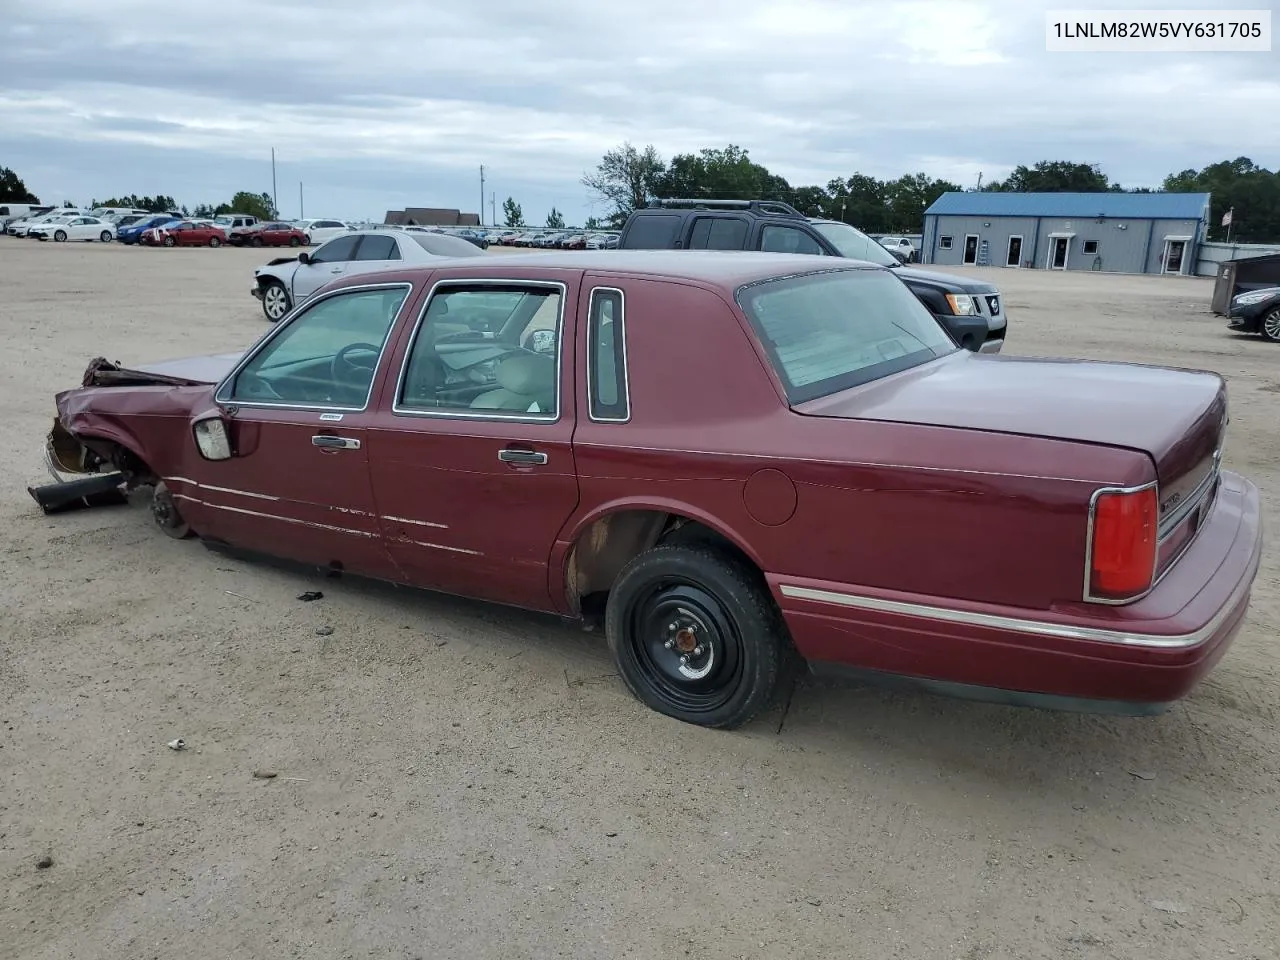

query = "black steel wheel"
[606,544,789,729]
[151,481,193,539]
[1262,308,1280,344]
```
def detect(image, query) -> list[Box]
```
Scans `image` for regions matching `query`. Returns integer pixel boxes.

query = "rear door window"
[624,214,682,249]
[355,235,401,261]
[687,216,748,250]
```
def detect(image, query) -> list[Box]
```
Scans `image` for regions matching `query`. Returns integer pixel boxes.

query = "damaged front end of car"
[28,357,196,515]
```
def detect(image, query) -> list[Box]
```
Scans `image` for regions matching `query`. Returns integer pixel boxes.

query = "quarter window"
[399,285,563,417]
[759,225,824,255]
[939,235,954,249]
[310,234,361,263]
[224,286,409,408]
[588,288,628,421]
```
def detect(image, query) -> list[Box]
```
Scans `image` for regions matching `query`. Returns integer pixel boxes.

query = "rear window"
[623,213,682,249]
[736,269,955,404]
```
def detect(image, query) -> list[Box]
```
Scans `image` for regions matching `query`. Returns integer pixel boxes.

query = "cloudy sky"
[1,0,1275,225]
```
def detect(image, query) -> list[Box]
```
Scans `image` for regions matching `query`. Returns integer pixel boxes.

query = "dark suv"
[618,199,1006,352]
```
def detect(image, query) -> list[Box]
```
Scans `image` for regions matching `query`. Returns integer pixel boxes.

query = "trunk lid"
[796,352,1226,502]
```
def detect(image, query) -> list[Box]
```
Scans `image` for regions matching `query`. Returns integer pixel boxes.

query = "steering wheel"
[331,342,382,386]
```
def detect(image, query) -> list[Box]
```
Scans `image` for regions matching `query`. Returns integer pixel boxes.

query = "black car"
[618,199,1006,352]
[1227,286,1280,342]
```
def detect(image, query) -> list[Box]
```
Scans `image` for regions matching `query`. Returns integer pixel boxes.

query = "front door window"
[221,285,410,410]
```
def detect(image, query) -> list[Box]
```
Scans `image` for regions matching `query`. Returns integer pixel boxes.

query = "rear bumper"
[772,471,1262,713]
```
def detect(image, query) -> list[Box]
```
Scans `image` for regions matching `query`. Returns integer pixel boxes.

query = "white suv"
[878,236,917,263]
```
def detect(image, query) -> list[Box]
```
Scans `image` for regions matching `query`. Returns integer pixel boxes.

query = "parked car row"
[491,230,619,249]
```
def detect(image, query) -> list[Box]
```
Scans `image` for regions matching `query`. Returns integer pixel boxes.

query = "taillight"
[1087,486,1158,601]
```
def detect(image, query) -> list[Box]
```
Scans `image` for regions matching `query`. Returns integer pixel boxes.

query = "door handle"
[330,267,343,273]
[497,448,547,465]
[312,434,361,450]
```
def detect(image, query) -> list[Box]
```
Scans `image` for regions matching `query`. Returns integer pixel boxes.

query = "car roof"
[333,250,888,291]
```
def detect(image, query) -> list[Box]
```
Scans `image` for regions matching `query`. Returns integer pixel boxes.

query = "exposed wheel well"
[564,510,759,619]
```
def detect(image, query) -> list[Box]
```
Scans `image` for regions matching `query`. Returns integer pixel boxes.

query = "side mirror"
[193,416,232,460]
[297,251,311,265]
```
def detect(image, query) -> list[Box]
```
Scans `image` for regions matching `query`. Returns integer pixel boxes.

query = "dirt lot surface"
[1,240,1277,960]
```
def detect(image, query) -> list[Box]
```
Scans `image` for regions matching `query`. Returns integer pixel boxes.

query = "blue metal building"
[921,191,1211,275]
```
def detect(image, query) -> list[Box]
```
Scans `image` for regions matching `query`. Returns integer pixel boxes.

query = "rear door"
[291,234,363,301]
[368,270,582,611]
[685,215,750,250]
[342,233,404,282]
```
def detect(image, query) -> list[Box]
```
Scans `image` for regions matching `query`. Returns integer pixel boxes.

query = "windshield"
[736,268,955,404]
[808,221,899,266]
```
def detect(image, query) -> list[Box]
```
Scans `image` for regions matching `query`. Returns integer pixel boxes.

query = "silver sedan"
[250,229,484,322]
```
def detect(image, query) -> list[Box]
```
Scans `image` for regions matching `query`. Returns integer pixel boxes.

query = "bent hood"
[80,352,244,387]
[796,351,1226,487]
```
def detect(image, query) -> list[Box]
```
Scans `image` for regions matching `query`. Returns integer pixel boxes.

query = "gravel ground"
[1,239,1277,960]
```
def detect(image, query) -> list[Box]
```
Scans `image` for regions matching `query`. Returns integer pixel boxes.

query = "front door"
[1050,237,1069,269]
[1006,235,1022,267]
[963,234,979,264]
[369,277,582,612]
[194,283,416,580]
[1163,239,1186,274]
[291,234,363,302]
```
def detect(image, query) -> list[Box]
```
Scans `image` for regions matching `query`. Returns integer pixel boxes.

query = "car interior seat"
[470,352,556,413]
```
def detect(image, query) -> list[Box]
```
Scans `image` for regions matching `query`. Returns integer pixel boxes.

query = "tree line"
[8,152,1279,242]
[579,144,1280,243]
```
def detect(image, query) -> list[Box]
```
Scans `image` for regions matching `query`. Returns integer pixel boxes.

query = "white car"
[9,209,88,237]
[251,229,484,321]
[878,236,917,263]
[294,218,353,246]
[29,215,117,243]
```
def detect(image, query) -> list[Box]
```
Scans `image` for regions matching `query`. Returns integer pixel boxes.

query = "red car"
[230,221,307,247]
[143,221,228,247]
[31,253,1262,729]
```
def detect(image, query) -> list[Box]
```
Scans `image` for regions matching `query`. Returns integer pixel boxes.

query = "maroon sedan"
[230,221,307,247]
[31,253,1262,729]
[142,221,228,247]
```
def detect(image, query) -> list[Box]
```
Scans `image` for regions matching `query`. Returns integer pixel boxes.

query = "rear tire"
[289,236,301,247]
[1262,308,1280,344]
[209,236,221,247]
[605,544,790,729]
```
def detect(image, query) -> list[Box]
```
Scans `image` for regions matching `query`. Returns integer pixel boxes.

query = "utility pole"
[299,182,304,219]
[479,164,485,226]
[490,192,496,226]
[271,148,278,216]
[976,172,983,191]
